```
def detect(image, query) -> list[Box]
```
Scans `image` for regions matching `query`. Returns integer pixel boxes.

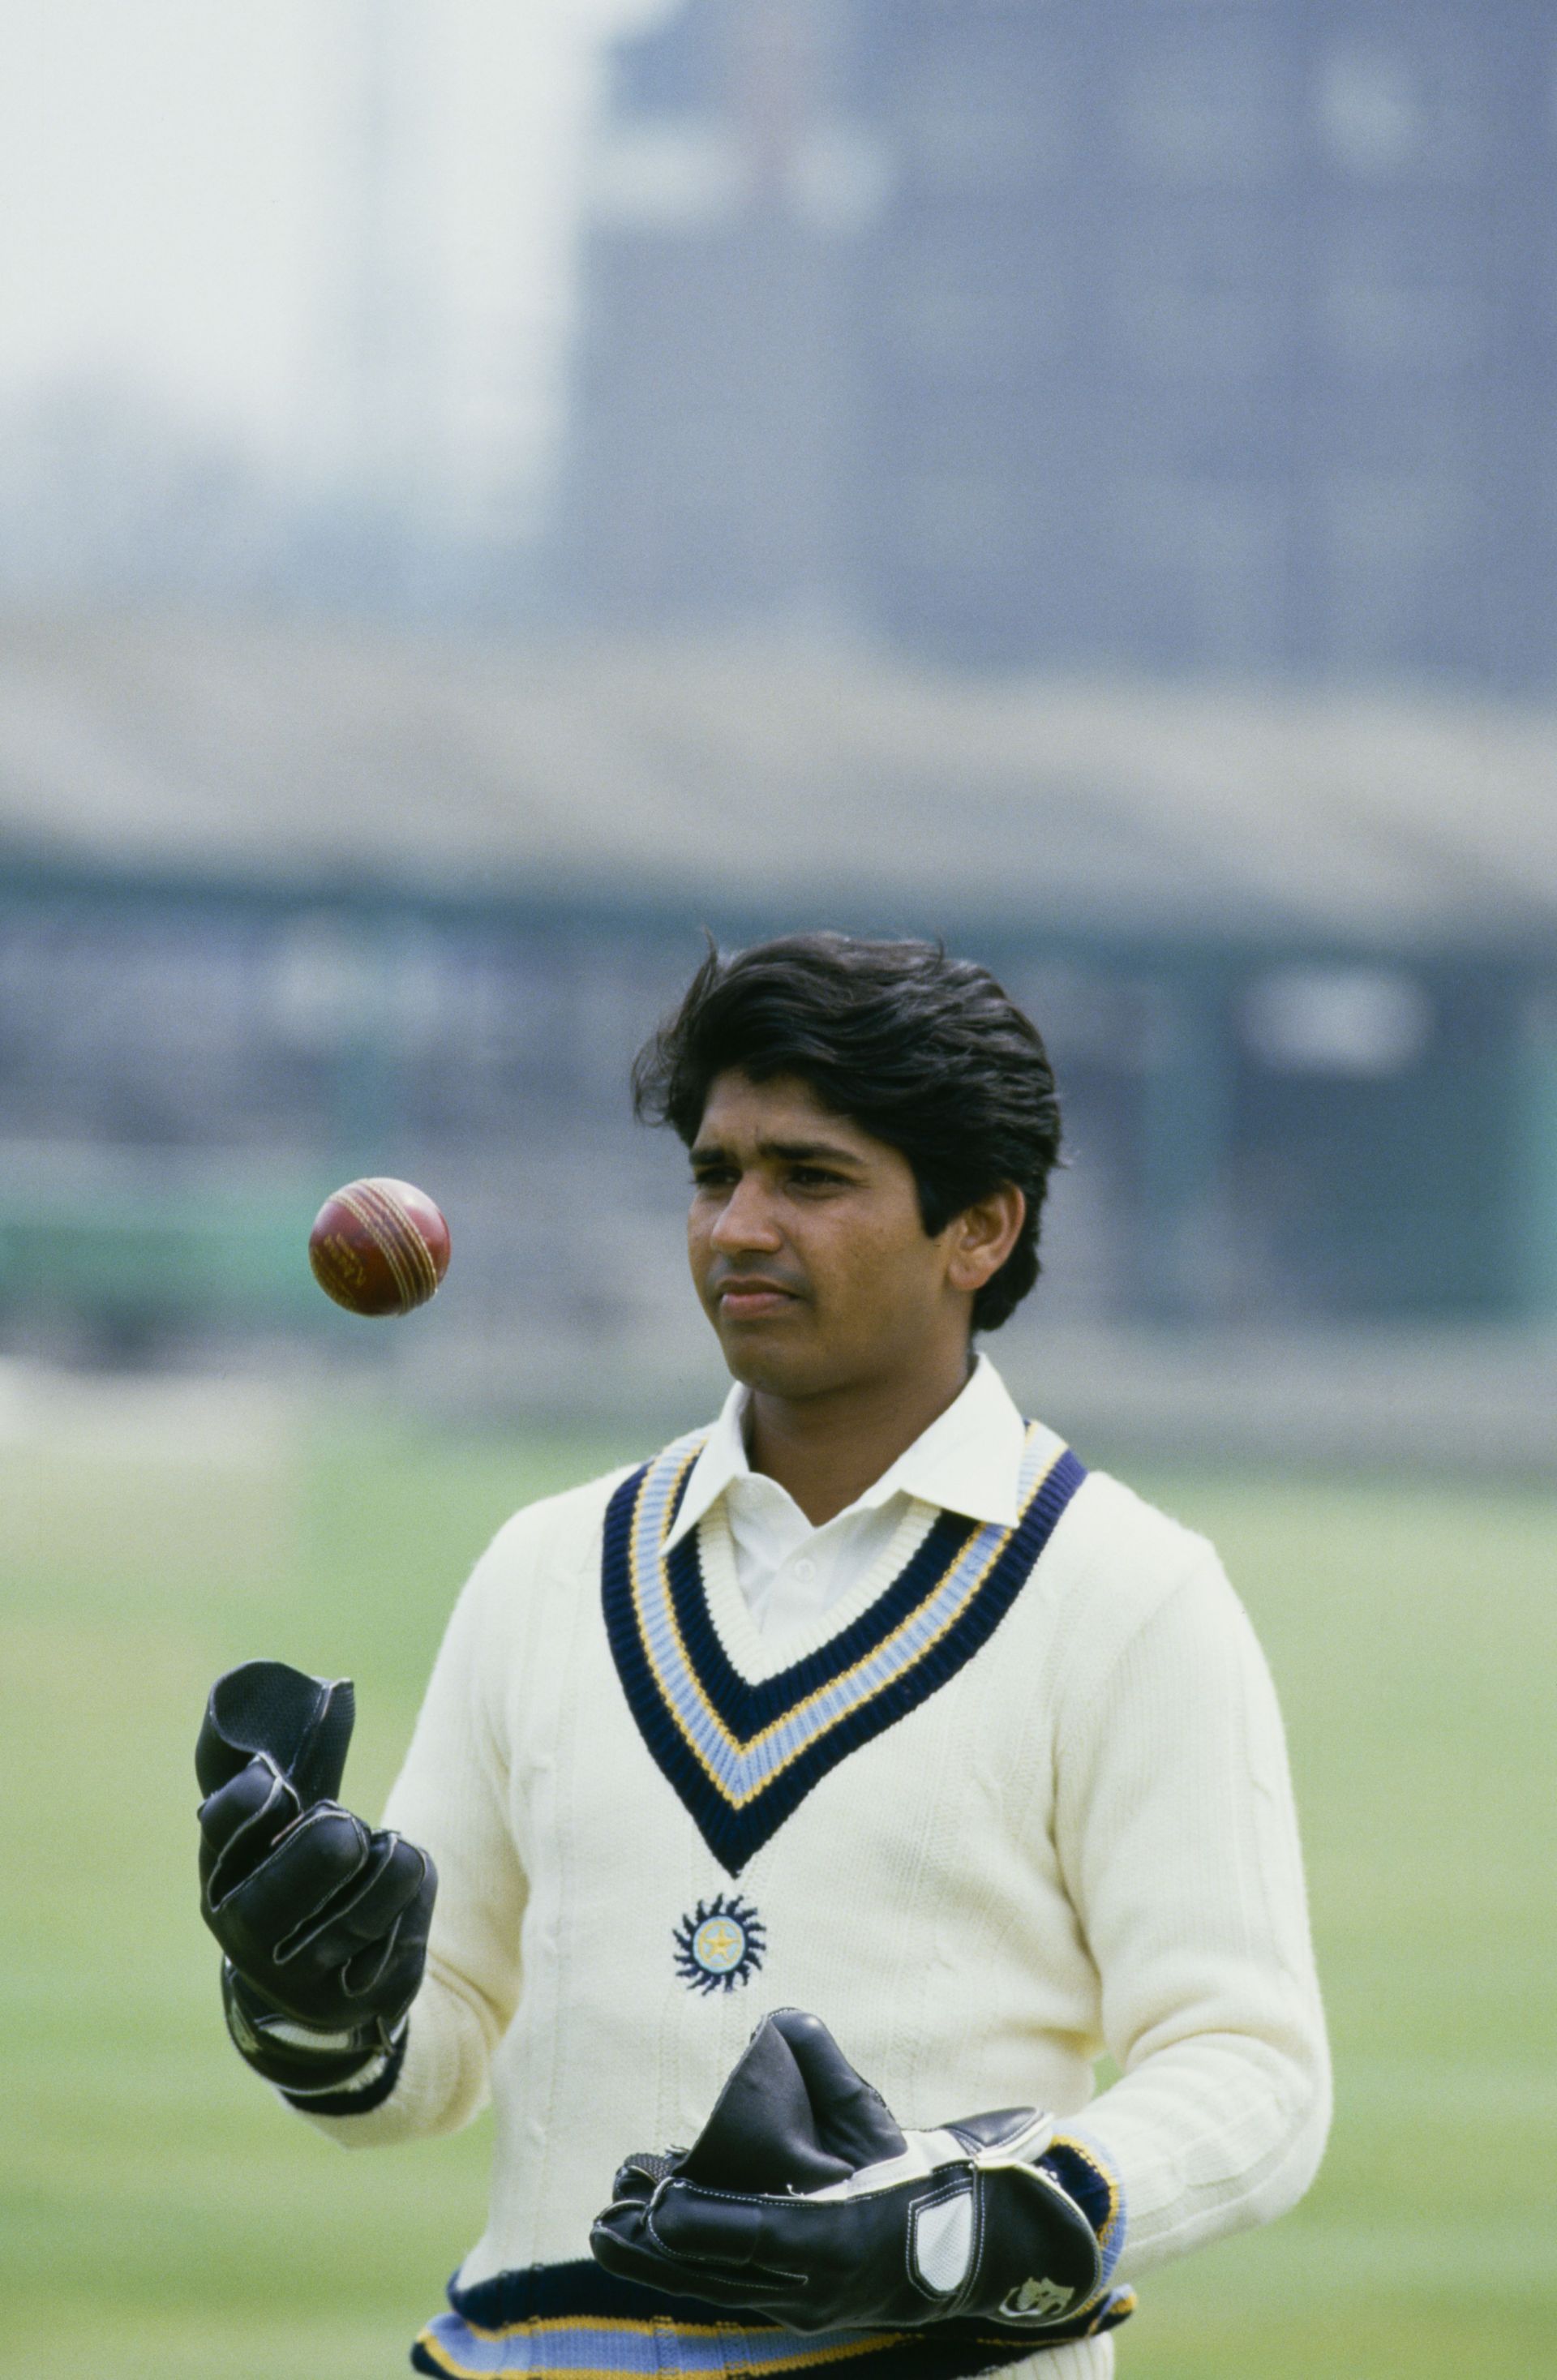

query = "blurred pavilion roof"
[1,610,1553,952]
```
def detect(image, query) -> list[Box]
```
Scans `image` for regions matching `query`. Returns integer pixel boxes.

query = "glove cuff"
[221,1960,395,2093]
[277,2020,409,2116]
[1036,2131,1126,2296]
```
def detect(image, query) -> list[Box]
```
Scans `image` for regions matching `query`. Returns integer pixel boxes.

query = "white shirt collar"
[664,1352,1027,1552]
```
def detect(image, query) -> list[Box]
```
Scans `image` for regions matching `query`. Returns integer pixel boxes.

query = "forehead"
[693,1070,884,1160]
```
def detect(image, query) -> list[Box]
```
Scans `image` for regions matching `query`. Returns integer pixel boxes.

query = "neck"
[744,1342,976,1526]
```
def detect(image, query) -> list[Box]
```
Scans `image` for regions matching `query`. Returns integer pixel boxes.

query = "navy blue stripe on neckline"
[602,1442,1087,1876]
[667,1503,976,1739]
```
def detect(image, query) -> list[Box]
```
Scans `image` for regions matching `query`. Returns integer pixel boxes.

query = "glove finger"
[199,1755,289,1857]
[211,1803,373,1970]
[277,1833,427,1970]
[199,1758,302,1910]
[770,2009,907,2168]
[666,2193,860,2311]
[590,2206,796,2305]
[196,1661,354,1803]
[609,2151,677,2205]
[649,2181,778,2272]
[339,1856,435,2002]
[275,1852,435,2027]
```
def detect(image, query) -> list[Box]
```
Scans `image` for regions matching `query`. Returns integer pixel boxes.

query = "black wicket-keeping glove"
[591,2008,1131,2343]
[195,1659,435,2095]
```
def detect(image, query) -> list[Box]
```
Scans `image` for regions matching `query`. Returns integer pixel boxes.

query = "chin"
[714,1325,800,1387]
[717,1336,841,1401]
[721,1348,797,1395]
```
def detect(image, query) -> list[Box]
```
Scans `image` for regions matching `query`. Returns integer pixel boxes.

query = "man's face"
[686,1070,965,1400]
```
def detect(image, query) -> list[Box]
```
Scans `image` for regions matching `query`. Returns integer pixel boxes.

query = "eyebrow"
[689,1137,867,1169]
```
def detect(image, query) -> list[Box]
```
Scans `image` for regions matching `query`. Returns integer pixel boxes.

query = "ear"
[945,1185,1027,1296]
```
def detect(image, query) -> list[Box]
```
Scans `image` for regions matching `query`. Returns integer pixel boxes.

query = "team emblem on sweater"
[673,1892,766,1993]
[602,1423,1087,1875]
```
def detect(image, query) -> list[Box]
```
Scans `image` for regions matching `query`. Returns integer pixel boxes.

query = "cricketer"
[196,933,1330,2377]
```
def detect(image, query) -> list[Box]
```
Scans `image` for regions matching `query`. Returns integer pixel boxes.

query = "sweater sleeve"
[1051,1544,1331,2275]
[291,1516,531,2151]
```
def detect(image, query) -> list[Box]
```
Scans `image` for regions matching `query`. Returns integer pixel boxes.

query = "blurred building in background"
[2,0,1556,1462]
[554,0,876,629]
[557,0,1557,688]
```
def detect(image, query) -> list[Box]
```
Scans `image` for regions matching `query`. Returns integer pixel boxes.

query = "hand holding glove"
[195,1660,435,2095]
[591,2008,1130,2342]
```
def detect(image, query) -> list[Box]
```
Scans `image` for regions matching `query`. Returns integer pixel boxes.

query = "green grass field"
[2,1403,1554,2378]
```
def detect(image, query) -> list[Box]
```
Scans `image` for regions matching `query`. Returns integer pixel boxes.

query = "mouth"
[713,1278,804,1323]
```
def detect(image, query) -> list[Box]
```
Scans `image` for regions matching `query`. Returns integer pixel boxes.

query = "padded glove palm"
[592,2008,1128,2340]
[196,1660,435,2091]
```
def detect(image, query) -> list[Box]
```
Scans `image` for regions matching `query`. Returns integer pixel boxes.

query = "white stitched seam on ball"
[337,1184,434,1305]
[911,2187,975,2295]
[354,1182,436,1301]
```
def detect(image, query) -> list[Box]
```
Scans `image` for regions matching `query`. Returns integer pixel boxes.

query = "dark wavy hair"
[631,933,1062,1332]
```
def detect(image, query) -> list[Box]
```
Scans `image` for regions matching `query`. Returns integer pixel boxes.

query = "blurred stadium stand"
[0,609,1554,1462]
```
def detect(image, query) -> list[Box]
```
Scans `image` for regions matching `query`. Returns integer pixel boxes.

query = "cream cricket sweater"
[300,1375,1330,2378]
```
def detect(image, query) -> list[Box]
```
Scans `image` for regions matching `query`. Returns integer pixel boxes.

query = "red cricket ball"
[308,1177,451,1318]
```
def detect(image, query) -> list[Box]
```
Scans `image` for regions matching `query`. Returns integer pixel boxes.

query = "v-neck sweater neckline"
[695,1491,940,1684]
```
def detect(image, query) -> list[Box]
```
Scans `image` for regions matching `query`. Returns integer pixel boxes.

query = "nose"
[707,1171,784,1254]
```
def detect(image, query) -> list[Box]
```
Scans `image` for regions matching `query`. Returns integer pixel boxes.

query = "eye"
[788,1165,845,1189]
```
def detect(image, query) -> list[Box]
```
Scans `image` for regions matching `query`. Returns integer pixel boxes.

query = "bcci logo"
[673,1892,766,1995]
[1002,2275,1074,2321]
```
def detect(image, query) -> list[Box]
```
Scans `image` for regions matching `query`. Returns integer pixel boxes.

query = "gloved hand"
[591,2008,1130,2340]
[195,1660,435,2094]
